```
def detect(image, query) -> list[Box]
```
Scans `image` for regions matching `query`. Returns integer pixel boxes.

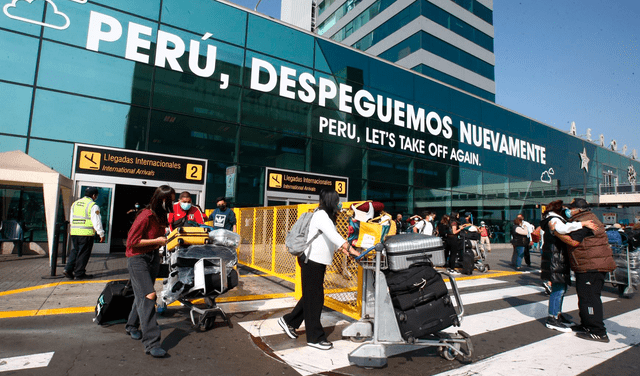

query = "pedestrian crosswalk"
[236,273,640,376]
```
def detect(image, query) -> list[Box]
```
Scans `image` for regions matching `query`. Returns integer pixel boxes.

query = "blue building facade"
[1,0,638,245]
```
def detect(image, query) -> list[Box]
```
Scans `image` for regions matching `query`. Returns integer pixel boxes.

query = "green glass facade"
[1,0,638,239]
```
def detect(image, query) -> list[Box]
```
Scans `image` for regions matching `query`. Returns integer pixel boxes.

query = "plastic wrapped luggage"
[167,226,210,250]
[384,233,445,271]
[614,267,640,285]
[385,263,448,310]
[394,295,459,341]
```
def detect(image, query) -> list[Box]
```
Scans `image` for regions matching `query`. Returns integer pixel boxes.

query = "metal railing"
[600,183,640,195]
[234,203,365,319]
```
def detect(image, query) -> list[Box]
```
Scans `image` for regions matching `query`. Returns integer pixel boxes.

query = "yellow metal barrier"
[234,202,365,319]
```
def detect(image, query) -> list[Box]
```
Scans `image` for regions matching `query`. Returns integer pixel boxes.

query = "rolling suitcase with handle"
[394,294,459,342]
[384,233,445,271]
[167,226,210,250]
[385,263,449,310]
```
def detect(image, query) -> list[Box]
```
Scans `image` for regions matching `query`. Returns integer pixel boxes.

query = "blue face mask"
[180,202,192,211]
[337,202,342,210]
[564,209,572,218]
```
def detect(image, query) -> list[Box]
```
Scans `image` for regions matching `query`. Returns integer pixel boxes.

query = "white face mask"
[180,202,192,211]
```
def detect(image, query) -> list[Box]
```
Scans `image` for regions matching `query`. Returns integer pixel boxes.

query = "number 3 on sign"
[335,181,346,194]
[186,164,203,181]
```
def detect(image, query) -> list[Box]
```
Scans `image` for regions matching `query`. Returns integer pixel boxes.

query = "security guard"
[64,187,105,280]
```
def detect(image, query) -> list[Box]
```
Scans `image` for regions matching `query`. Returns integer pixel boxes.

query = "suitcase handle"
[354,243,385,262]
[439,271,465,322]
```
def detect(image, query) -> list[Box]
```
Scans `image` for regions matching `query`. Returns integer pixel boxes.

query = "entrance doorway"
[111,184,157,252]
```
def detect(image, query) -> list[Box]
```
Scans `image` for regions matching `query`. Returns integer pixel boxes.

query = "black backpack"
[94,280,134,325]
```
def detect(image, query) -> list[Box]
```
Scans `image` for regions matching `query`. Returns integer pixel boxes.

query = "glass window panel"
[231,164,264,208]
[147,111,238,163]
[38,41,153,105]
[27,139,74,177]
[0,186,48,242]
[246,14,314,69]
[414,186,452,215]
[0,135,27,153]
[241,80,311,135]
[367,180,408,211]
[0,82,32,136]
[162,0,246,47]
[0,30,39,84]
[243,51,313,91]
[30,90,148,148]
[238,127,307,170]
[368,150,410,184]
[309,140,362,199]
[158,26,245,87]
[44,3,157,56]
[315,39,370,81]
[0,0,44,36]
[92,0,160,20]
[153,69,241,122]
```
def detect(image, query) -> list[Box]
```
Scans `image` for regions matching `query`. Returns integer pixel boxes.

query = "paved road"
[1,248,639,375]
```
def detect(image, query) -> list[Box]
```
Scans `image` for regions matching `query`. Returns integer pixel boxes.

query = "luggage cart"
[342,244,473,368]
[460,231,490,273]
[606,244,637,298]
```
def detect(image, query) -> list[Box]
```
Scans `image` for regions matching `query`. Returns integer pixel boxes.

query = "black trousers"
[523,244,531,266]
[575,271,607,336]
[446,237,460,269]
[65,235,94,276]
[283,257,327,344]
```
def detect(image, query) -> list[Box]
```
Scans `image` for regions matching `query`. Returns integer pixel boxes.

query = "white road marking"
[0,352,54,373]
[238,311,351,338]
[434,308,640,376]
[451,295,616,336]
[455,284,544,306]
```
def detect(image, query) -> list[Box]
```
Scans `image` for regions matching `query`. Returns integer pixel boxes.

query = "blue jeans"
[512,246,525,268]
[548,282,567,317]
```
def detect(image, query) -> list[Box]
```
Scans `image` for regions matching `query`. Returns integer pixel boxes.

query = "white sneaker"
[307,340,333,350]
[448,268,461,275]
[278,317,298,339]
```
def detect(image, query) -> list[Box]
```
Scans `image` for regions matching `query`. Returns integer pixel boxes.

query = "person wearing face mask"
[209,197,237,232]
[167,191,205,231]
[552,198,616,343]
[125,185,175,358]
[278,189,360,350]
[413,211,435,235]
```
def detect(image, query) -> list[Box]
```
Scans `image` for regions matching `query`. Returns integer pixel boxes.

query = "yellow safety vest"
[70,196,97,236]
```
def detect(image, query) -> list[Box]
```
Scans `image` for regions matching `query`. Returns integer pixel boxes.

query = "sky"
[225,0,640,158]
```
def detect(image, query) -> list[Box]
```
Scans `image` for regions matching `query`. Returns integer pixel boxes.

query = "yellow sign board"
[335,180,347,194]
[79,151,101,170]
[269,173,283,188]
[186,163,203,181]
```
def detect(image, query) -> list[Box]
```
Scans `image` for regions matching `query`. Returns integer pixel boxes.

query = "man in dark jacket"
[554,198,616,343]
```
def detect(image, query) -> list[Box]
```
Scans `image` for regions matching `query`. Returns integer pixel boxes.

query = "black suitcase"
[385,264,448,310]
[461,246,474,275]
[395,295,459,341]
[94,280,134,325]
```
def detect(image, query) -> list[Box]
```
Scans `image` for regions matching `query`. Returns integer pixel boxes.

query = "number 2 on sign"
[186,164,203,181]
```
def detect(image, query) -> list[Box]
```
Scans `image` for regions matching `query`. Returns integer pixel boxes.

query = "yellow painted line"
[0,280,119,296]
[0,306,94,319]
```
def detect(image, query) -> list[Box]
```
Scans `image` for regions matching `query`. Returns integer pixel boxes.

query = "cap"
[84,187,99,197]
[567,198,590,209]
[465,212,472,217]
[480,221,486,225]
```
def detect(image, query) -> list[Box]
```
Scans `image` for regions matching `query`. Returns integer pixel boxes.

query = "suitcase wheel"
[398,312,407,322]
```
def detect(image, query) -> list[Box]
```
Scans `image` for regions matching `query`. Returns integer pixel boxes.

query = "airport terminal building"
[1,0,639,250]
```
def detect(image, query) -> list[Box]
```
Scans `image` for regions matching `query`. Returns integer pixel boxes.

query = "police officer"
[64,187,105,280]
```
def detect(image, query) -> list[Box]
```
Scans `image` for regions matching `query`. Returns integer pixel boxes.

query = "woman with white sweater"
[278,190,359,350]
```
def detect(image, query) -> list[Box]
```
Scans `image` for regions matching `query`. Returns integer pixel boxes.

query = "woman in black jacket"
[539,200,574,333]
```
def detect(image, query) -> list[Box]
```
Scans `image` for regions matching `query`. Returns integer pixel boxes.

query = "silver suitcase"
[384,233,445,271]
